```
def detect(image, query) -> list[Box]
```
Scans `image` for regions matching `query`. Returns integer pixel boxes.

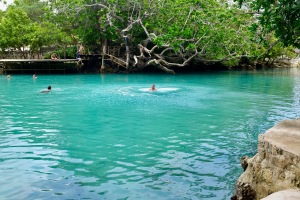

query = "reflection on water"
[0,69,300,199]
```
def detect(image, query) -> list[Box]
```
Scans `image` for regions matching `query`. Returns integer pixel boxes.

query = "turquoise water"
[1,69,300,200]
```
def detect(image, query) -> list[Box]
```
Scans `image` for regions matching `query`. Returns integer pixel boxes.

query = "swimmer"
[149,84,157,91]
[6,75,11,79]
[41,85,51,93]
[33,74,37,79]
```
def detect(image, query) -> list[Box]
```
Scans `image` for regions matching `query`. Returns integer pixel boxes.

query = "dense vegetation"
[0,0,298,73]
[236,0,299,48]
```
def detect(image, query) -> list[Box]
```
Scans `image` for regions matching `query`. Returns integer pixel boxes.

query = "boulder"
[232,118,300,200]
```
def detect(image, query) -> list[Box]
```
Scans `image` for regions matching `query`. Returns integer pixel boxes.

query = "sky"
[0,0,13,11]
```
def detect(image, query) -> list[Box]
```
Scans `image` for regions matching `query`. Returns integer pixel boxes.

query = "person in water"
[150,84,157,91]
[33,74,37,79]
[41,85,51,93]
[6,75,11,79]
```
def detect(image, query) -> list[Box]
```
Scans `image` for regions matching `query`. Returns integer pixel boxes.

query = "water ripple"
[0,71,300,199]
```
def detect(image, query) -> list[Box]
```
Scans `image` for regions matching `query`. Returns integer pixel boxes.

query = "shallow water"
[1,68,300,200]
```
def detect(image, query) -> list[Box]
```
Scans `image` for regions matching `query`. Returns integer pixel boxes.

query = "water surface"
[1,68,300,199]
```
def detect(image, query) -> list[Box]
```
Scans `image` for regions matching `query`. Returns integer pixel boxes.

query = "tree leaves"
[0,2,71,55]
[0,0,296,71]
[236,0,300,48]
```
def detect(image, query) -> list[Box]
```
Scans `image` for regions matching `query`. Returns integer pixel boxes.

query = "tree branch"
[257,39,280,59]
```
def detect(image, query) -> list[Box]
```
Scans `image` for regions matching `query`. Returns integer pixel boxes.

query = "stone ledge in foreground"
[263,118,300,156]
[231,118,300,200]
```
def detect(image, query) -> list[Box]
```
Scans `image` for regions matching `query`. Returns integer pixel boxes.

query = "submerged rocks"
[231,118,300,200]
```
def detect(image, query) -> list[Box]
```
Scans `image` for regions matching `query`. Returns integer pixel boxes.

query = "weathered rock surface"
[231,118,300,200]
[290,58,300,68]
[274,58,300,68]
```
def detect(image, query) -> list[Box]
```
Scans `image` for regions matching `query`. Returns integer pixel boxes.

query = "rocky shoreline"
[231,118,300,200]
[273,58,300,68]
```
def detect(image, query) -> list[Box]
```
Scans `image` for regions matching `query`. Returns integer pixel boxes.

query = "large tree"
[0,7,32,56]
[0,0,295,72]
[0,1,72,57]
[52,0,281,73]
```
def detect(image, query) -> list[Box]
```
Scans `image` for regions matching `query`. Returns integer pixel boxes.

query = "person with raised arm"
[149,84,157,91]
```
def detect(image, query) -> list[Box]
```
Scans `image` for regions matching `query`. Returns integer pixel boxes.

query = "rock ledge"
[231,118,300,200]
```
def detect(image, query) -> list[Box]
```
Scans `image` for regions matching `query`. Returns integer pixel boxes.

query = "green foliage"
[0,7,32,50]
[145,0,264,64]
[28,21,72,53]
[44,46,77,59]
[0,1,72,54]
[14,0,49,22]
[236,0,300,48]
[0,0,296,68]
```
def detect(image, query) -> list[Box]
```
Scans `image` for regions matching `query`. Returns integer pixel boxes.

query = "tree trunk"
[101,38,107,71]
[64,46,66,59]
[124,36,129,68]
[126,51,130,68]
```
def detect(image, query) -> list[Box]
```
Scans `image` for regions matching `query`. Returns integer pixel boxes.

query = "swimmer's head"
[48,86,51,90]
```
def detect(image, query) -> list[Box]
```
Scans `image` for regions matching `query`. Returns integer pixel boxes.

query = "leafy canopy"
[236,0,300,48]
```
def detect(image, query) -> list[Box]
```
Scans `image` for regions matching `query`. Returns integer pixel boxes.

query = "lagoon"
[1,69,300,199]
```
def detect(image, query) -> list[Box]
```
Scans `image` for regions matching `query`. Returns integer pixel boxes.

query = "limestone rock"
[232,118,300,200]
[231,182,256,200]
[273,58,300,68]
[240,156,249,171]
